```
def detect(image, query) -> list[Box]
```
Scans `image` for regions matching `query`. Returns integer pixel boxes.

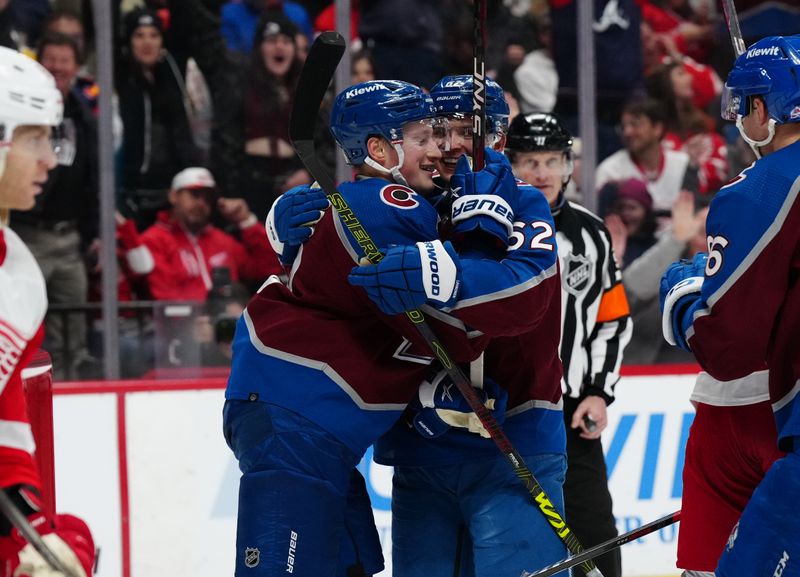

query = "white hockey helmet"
[0,47,63,178]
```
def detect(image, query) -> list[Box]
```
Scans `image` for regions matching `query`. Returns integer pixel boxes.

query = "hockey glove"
[0,486,95,577]
[449,147,517,246]
[348,240,462,315]
[266,185,329,265]
[660,252,707,352]
[410,371,507,439]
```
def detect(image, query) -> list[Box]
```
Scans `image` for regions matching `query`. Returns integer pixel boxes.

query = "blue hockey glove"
[410,370,507,439]
[660,252,707,352]
[449,147,518,246]
[348,240,462,315]
[266,184,329,265]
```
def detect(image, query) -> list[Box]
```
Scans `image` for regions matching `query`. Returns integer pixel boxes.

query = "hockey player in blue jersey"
[659,35,800,577]
[269,75,568,577]
[226,79,560,577]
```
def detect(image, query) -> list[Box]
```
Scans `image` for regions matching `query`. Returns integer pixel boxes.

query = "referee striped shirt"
[554,201,632,402]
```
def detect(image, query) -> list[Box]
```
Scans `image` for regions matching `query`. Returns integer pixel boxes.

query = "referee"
[506,113,632,577]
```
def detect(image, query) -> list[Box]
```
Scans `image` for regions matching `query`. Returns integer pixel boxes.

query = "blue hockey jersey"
[678,141,800,451]
[375,180,566,466]
[226,177,560,456]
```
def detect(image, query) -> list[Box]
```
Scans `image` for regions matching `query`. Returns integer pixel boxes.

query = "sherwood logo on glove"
[417,240,459,304]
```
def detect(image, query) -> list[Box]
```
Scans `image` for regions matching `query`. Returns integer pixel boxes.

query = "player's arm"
[350,151,560,336]
[661,185,792,380]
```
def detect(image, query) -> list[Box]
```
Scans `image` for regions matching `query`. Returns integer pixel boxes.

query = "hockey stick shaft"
[472,0,487,170]
[721,0,746,57]
[0,488,80,577]
[521,510,682,577]
[290,31,601,577]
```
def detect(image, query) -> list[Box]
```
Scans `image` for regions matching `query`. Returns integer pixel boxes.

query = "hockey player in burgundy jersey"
[660,35,800,577]
[269,76,567,577]
[0,47,94,577]
[225,80,560,577]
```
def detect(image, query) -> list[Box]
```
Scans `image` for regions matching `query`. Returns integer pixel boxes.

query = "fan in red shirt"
[137,167,281,302]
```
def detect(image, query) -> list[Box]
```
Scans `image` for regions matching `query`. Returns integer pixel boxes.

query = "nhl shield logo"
[563,253,591,295]
[245,547,260,568]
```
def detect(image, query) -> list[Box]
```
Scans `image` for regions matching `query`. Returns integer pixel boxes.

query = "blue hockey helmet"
[721,35,800,124]
[430,75,510,134]
[330,80,437,166]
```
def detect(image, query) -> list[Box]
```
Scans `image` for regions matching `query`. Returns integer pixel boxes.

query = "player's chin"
[408,167,437,194]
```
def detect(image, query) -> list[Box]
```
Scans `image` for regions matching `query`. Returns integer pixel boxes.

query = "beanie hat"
[616,178,653,212]
[123,8,164,44]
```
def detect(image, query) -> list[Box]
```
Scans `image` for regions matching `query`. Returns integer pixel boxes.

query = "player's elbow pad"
[661,276,703,351]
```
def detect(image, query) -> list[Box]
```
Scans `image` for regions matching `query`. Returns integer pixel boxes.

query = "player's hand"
[266,185,329,266]
[0,489,95,577]
[410,371,507,439]
[660,252,707,351]
[449,147,518,246]
[273,185,328,245]
[571,396,608,440]
[348,240,461,315]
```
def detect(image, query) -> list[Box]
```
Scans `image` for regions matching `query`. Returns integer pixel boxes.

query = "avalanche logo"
[563,253,592,295]
[380,184,419,209]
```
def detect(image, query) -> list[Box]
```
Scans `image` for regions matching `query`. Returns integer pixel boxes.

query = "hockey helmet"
[330,80,436,166]
[506,113,573,153]
[430,75,509,134]
[0,47,63,144]
[721,35,800,124]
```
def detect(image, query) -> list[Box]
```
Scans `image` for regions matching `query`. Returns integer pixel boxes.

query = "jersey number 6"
[706,235,729,276]
[509,220,555,252]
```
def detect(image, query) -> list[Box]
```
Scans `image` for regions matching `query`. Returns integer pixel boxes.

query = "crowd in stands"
[2,0,795,378]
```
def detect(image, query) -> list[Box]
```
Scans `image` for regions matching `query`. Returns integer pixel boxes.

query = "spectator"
[551,0,644,161]
[634,0,714,63]
[599,178,657,268]
[595,97,689,213]
[41,9,99,113]
[359,0,444,89]
[640,20,723,112]
[313,0,359,42]
[182,5,311,219]
[220,0,313,55]
[138,167,280,301]
[513,11,558,114]
[115,7,200,228]
[11,32,98,380]
[619,190,706,364]
[350,49,375,84]
[646,60,728,194]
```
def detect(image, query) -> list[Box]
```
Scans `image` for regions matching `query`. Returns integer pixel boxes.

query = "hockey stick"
[721,0,746,57]
[0,488,81,577]
[472,0,487,170]
[521,510,682,577]
[290,31,602,577]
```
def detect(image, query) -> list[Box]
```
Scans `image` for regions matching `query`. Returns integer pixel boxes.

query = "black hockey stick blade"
[520,510,682,577]
[0,488,82,577]
[290,31,345,196]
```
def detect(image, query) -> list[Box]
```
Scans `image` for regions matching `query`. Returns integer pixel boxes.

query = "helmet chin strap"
[736,115,776,159]
[364,142,409,187]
